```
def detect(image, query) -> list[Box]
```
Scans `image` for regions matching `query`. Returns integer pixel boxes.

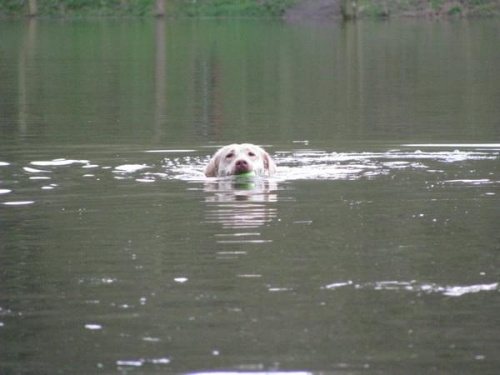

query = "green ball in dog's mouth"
[235,171,256,178]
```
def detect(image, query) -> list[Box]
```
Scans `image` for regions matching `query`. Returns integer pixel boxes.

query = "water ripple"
[1,146,497,207]
[322,280,499,297]
[160,147,498,182]
[3,201,35,206]
[31,159,89,166]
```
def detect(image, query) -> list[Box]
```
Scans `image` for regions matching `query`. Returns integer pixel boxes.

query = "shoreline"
[1,0,499,20]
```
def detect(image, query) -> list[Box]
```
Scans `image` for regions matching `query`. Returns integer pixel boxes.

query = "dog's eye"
[225,153,234,159]
[248,151,256,157]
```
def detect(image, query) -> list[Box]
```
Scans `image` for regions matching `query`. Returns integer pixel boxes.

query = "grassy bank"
[1,0,499,18]
[0,0,295,18]
[358,0,500,18]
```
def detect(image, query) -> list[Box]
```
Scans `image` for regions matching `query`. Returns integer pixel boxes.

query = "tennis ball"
[235,171,256,178]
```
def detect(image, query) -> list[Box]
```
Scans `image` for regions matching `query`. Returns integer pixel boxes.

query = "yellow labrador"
[205,143,277,177]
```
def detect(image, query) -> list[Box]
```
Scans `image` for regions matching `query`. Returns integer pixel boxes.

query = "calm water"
[1,18,500,375]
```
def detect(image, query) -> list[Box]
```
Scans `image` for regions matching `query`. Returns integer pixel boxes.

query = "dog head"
[205,143,277,177]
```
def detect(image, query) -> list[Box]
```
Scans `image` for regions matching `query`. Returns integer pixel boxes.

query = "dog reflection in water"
[204,174,278,229]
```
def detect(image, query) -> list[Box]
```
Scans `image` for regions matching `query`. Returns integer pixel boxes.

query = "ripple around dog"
[160,147,499,182]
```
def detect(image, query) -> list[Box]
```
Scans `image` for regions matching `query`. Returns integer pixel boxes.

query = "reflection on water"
[204,178,279,203]
[2,17,500,375]
[204,177,278,247]
[6,19,500,145]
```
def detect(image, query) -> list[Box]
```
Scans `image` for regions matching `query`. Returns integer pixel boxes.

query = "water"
[1,18,500,375]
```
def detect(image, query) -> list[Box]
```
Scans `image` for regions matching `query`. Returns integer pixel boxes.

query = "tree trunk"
[28,0,37,17]
[155,0,166,17]
[340,0,357,20]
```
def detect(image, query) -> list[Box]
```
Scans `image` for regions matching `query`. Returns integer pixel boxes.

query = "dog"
[205,143,277,177]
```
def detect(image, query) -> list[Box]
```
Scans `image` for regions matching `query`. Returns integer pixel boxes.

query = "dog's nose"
[236,159,248,168]
[235,159,251,173]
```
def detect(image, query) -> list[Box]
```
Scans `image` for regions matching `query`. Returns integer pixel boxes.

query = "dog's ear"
[262,149,277,175]
[204,154,220,177]
[205,148,225,177]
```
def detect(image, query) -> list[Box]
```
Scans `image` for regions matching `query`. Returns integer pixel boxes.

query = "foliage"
[467,0,500,16]
[447,4,462,14]
[0,0,296,17]
[171,0,296,17]
[0,0,152,16]
[0,0,499,17]
[358,0,500,16]
[430,0,445,11]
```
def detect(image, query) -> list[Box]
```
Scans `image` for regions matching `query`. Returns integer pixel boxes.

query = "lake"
[1,17,499,375]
